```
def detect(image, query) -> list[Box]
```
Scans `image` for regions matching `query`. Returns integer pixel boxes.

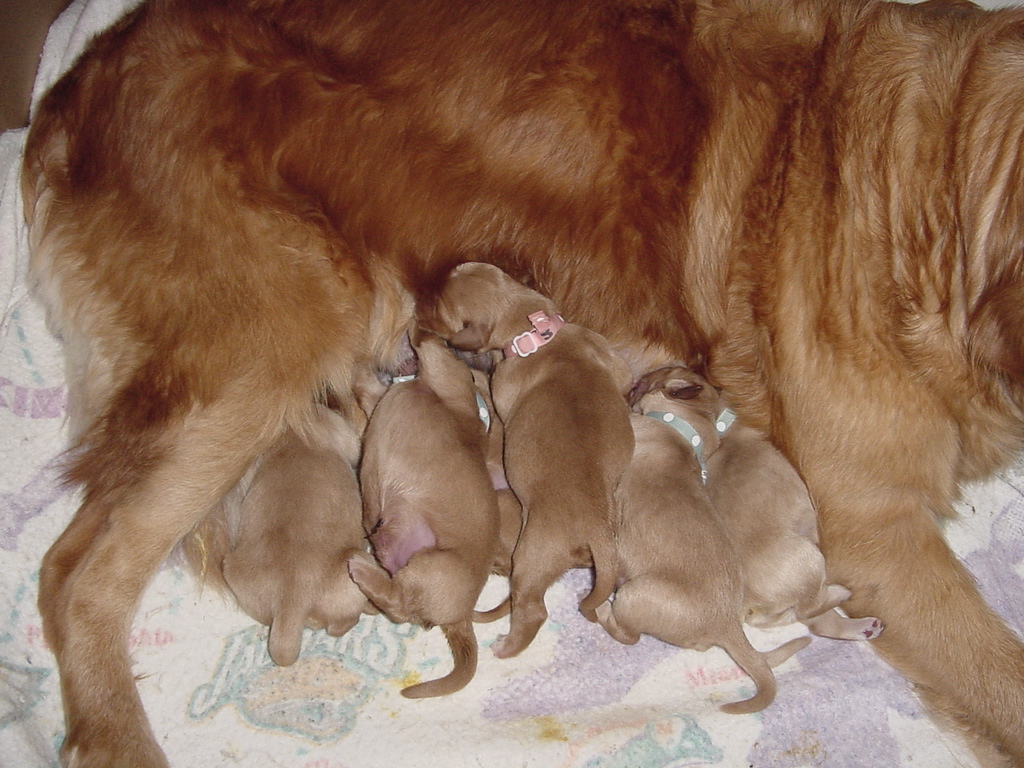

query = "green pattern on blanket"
[188,618,416,742]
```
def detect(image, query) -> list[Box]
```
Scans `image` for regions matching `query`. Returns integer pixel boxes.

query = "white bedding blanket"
[1,2,1021,766]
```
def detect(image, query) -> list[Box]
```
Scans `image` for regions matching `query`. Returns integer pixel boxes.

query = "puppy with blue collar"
[634,366,883,641]
[595,365,809,714]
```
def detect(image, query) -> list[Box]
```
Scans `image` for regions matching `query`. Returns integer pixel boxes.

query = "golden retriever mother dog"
[20,0,1024,765]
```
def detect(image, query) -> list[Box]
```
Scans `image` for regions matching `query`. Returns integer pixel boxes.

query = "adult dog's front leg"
[768,352,1024,763]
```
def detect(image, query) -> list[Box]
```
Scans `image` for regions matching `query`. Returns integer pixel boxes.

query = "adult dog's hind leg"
[767,345,1024,763]
[820,501,1024,765]
[39,394,282,768]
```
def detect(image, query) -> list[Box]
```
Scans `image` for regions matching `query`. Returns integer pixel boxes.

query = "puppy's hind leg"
[492,585,551,659]
[798,583,884,640]
[803,609,884,641]
[578,527,618,622]
[347,551,397,612]
[491,529,571,658]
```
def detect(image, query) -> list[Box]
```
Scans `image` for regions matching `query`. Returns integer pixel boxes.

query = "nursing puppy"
[219,405,371,667]
[23,0,1024,763]
[597,383,810,714]
[422,262,634,657]
[349,332,500,698]
[641,367,884,641]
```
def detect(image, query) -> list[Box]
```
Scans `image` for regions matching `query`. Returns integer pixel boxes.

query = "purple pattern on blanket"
[0,378,66,419]
[0,460,68,550]
[965,495,1024,635]
[483,570,675,720]
[749,639,921,767]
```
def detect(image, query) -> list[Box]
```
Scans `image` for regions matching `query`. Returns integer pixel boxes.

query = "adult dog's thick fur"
[20,0,1024,765]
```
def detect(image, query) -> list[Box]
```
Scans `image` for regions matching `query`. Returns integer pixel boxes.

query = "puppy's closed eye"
[665,382,703,400]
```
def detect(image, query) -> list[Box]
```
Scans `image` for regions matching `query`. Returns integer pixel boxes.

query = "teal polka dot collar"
[645,408,736,478]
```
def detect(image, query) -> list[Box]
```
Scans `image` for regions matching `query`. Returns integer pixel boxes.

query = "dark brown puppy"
[422,262,634,658]
[22,0,1024,764]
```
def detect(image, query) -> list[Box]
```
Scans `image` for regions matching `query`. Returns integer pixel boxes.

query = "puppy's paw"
[347,552,393,604]
[837,615,884,641]
[593,601,640,645]
[860,617,884,640]
[491,633,518,659]
[347,551,381,580]
[805,609,884,641]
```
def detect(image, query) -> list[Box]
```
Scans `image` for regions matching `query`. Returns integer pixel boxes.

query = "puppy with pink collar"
[421,262,635,658]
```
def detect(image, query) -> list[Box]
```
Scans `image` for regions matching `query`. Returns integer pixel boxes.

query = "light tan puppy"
[641,366,884,641]
[595,374,810,715]
[219,404,371,667]
[704,416,884,641]
[422,262,634,658]
[348,332,500,698]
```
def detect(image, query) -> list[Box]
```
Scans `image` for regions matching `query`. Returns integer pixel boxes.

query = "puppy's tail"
[473,597,510,622]
[268,604,308,667]
[719,633,810,715]
[577,530,618,622]
[401,619,478,699]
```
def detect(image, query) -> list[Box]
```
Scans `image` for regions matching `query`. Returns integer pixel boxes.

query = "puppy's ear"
[448,321,491,351]
[627,379,650,408]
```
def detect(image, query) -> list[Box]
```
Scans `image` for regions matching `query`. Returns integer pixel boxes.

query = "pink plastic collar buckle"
[505,311,566,358]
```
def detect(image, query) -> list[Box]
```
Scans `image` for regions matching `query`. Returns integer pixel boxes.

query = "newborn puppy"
[222,404,371,667]
[596,374,810,714]
[421,262,634,658]
[349,332,500,698]
[641,366,882,640]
